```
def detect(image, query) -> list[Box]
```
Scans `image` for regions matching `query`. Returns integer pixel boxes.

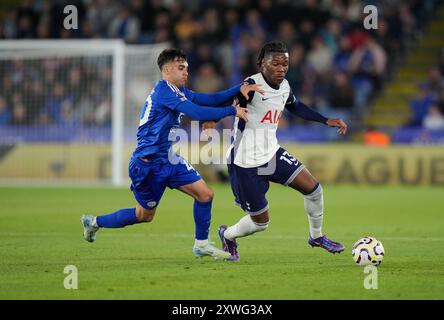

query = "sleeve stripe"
[165,81,178,94]
[165,80,183,96]
[139,94,153,126]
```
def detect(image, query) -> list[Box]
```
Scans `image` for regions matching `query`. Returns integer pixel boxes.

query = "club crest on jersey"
[260,110,283,124]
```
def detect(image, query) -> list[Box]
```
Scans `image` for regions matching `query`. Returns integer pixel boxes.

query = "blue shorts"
[129,154,201,209]
[228,147,305,215]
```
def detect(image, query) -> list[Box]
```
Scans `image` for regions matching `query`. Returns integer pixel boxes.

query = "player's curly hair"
[257,42,288,67]
[157,48,187,71]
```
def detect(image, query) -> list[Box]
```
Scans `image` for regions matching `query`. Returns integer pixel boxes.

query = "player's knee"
[250,211,269,232]
[140,213,155,223]
[136,206,155,223]
[196,188,214,203]
[304,184,323,215]
[304,183,323,200]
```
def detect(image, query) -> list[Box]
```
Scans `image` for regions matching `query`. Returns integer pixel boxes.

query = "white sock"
[304,184,324,239]
[224,215,268,240]
[92,217,99,228]
[194,239,209,247]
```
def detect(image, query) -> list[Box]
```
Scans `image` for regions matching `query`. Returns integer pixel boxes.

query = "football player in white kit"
[214,42,348,261]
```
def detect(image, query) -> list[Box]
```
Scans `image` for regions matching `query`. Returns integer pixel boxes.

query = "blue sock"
[193,200,212,240]
[96,208,139,228]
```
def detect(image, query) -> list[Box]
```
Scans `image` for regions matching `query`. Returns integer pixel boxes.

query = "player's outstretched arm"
[176,99,237,121]
[285,99,329,125]
[187,83,263,106]
[326,118,348,135]
[286,98,348,135]
[162,81,240,122]
[239,83,264,100]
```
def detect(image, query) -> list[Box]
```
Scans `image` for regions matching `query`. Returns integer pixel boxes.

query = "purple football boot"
[218,225,240,261]
[308,234,345,254]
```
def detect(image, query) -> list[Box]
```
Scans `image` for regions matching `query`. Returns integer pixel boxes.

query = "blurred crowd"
[408,47,444,130]
[0,57,112,126]
[0,0,440,128]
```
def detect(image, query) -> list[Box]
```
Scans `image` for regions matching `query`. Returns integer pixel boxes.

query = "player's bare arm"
[234,105,248,123]
[240,83,264,100]
[326,118,348,135]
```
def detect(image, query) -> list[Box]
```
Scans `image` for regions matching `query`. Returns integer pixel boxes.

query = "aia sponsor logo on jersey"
[260,110,283,124]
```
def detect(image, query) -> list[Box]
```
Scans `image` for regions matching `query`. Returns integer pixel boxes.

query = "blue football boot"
[218,225,240,261]
[308,234,345,254]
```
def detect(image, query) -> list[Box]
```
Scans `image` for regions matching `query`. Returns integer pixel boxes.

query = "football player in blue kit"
[214,42,348,261]
[81,48,263,259]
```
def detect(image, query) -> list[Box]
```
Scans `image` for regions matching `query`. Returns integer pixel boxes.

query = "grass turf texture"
[0,185,443,299]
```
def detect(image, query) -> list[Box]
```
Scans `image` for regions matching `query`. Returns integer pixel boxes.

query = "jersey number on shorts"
[182,158,195,171]
[280,151,298,166]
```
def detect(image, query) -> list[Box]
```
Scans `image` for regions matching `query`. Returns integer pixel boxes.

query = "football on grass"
[352,236,385,266]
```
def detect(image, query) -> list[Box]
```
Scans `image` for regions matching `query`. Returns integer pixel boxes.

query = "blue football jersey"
[132,79,239,161]
[132,80,192,160]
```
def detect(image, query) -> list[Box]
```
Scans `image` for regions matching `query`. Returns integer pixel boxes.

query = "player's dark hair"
[157,48,187,71]
[257,42,289,67]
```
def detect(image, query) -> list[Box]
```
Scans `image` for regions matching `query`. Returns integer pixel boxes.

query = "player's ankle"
[194,239,209,247]
[310,230,322,239]
[92,217,99,228]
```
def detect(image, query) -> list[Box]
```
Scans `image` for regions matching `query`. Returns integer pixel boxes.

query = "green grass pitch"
[0,184,443,299]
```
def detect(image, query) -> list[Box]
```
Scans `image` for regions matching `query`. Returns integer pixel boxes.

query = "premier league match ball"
[352,236,385,266]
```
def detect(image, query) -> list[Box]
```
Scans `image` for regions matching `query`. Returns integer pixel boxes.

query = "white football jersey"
[228,73,292,168]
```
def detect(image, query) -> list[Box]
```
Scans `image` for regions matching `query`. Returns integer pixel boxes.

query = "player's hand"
[326,118,347,135]
[201,121,217,139]
[240,83,264,100]
[235,105,249,122]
